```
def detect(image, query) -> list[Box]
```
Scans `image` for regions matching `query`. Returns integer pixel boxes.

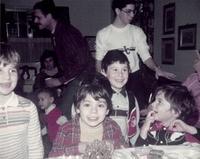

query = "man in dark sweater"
[33,0,94,119]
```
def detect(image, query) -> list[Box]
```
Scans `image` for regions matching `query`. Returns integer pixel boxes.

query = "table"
[48,143,200,159]
[113,143,200,159]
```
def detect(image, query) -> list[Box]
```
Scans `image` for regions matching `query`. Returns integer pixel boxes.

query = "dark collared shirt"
[135,121,200,146]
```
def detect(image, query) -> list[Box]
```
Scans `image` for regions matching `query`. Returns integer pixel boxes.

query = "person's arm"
[140,110,155,140]
[169,119,200,143]
[95,29,107,73]
[28,102,44,159]
[144,57,176,79]
[55,25,90,85]
[134,27,176,80]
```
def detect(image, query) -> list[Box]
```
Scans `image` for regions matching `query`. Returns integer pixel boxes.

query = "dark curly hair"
[75,73,112,112]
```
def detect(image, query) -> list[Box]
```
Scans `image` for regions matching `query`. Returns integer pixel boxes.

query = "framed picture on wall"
[162,37,175,65]
[163,3,175,34]
[178,24,197,50]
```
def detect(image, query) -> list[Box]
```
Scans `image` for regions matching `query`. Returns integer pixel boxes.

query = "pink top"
[183,73,200,126]
[44,107,62,142]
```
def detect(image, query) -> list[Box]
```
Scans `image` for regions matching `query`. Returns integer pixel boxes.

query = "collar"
[150,121,172,132]
[45,104,56,115]
[111,87,127,97]
[0,92,18,107]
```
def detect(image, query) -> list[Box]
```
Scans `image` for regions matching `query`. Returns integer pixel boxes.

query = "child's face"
[0,60,18,96]
[150,91,178,123]
[44,57,55,70]
[38,92,54,110]
[76,94,109,128]
[102,61,129,92]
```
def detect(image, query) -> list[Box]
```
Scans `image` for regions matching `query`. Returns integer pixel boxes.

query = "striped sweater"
[0,92,44,159]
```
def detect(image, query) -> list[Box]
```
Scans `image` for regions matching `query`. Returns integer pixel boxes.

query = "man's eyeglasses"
[121,9,137,15]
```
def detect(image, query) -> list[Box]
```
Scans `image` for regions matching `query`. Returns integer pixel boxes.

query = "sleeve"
[28,102,44,159]
[58,25,90,82]
[135,131,157,146]
[95,29,107,61]
[110,119,129,148]
[192,127,200,141]
[135,27,151,62]
[49,124,79,157]
[135,135,149,146]
[182,74,196,90]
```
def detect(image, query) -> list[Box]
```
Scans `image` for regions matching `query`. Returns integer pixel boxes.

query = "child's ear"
[106,109,109,115]
[50,97,54,103]
[76,108,80,114]
[115,8,121,16]
[172,109,180,118]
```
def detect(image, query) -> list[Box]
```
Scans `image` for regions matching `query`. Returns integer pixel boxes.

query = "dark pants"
[59,78,80,120]
[126,70,149,110]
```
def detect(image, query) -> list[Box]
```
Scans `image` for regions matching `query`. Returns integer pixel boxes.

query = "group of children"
[0,44,200,158]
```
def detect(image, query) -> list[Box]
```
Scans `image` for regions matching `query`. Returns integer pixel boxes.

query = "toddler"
[37,88,67,142]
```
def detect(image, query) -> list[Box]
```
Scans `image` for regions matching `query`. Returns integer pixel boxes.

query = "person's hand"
[169,119,197,134]
[155,67,176,80]
[144,110,156,125]
[140,110,156,139]
[45,78,62,87]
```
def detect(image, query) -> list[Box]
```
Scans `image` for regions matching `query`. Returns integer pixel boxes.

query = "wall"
[154,0,200,81]
[2,0,112,36]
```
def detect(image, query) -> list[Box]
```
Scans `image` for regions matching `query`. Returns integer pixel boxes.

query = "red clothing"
[44,107,62,142]
[49,116,128,157]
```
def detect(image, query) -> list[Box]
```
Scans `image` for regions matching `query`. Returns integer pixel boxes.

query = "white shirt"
[95,24,151,73]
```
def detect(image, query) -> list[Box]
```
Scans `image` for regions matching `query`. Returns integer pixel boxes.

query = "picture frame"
[84,36,96,52]
[163,3,175,34]
[162,37,175,65]
[178,24,197,50]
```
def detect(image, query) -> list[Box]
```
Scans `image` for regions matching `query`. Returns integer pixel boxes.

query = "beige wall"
[2,0,112,36]
[154,0,200,81]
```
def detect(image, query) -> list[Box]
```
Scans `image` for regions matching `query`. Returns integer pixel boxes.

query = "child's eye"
[83,103,90,107]
[98,104,106,108]
[123,68,128,72]
[157,99,162,104]
[10,68,17,73]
